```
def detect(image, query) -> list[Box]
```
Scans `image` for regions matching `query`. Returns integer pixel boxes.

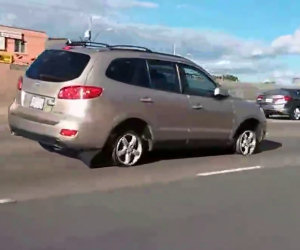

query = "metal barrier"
[0,52,13,64]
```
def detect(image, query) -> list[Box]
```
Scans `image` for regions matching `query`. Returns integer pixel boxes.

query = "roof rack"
[65,40,152,52]
[153,51,185,59]
[65,40,189,60]
[109,45,152,52]
[66,40,110,48]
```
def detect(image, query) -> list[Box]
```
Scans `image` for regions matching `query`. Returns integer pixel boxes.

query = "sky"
[1,0,300,83]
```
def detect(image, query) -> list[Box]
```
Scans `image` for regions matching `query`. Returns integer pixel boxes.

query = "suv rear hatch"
[20,49,93,112]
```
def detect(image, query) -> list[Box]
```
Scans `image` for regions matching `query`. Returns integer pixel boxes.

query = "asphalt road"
[1,114,300,249]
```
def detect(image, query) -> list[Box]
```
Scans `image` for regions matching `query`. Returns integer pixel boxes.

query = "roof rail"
[66,40,110,48]
[109,45,152,52]
[65,40,152,52]
[152,51,185,59]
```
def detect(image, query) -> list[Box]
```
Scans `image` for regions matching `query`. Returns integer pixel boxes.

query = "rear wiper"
[38,74,68,82]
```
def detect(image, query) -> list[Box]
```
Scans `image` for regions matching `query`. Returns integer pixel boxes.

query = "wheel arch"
[103,117,154,152]
[233,118,261,139]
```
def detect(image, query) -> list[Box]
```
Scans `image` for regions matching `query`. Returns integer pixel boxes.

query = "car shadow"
[267,116,290,120]
[256,139,282,153]
[85,139,282,168]
[46,139,282,168]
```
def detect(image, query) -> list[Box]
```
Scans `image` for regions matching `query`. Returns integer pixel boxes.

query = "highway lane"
[1,165,300,250]
[1,115,300,249]
[0,114,298,202]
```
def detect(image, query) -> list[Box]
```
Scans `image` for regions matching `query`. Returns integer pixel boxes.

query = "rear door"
[178,64,234,142]
[21,49,92,113]
[101,58,190,143]
[146,60,191,142]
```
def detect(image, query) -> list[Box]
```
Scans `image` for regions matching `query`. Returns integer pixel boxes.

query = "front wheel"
[111,131,145,167]
[235,130,257,156]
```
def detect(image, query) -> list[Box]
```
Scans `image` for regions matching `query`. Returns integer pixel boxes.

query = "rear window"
[26,50,90,82]
[264,89,289,96]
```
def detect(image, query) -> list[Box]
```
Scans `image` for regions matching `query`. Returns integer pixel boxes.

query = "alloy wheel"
[237,130,257,156]
[115,133,143,166]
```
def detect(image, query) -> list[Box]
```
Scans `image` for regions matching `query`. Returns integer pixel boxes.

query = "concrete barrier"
[0,63,23,107]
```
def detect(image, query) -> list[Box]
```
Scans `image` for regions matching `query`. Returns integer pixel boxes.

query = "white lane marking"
[197,166,262,177]
[0,199,17,204]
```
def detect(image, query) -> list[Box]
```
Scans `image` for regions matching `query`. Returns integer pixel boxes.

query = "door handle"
[192,104,203,110]
[140,97,154,103]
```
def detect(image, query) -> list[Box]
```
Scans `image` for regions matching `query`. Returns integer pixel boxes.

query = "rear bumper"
[8,102,108,151]
[260,104,290,116]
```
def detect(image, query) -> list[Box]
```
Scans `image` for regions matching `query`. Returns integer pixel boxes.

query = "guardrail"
[0,52,13,64]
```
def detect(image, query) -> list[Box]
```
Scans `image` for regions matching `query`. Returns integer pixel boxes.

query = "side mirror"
[214,87,229,98]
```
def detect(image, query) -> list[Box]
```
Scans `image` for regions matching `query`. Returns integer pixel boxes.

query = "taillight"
[58,86,103,99]
[62,45,72,50]
[17,76,23,90]
[257,95,263,101]
[284,95,292,102]
[273,95,292,103]
[60,129,78,137]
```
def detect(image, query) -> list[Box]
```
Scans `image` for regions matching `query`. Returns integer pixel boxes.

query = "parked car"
[8,41,266,167]
[257,88,300,120]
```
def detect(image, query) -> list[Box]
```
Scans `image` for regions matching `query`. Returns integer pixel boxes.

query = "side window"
[180,65,216,97]
[106,58,150,88]
[148,60,180,93]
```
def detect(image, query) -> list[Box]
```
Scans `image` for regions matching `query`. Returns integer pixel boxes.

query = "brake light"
[284,95,292,102]
[60,129,78,137]
[17,76,23,90]
[257,95,264,101]
[58,86,103,99]
[273,95,292,103]
[62,45,72,50]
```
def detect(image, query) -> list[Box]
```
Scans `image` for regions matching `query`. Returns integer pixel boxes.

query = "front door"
[178,64,234,143]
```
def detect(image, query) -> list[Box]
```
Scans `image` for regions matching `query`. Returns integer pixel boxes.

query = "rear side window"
[282,89,300,97]
[26,50,90,82]
[147,60,180,93]
[106,58,150,88]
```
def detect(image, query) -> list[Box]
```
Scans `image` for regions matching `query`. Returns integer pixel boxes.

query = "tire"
[235,130,257,156]
[111,130,146,167]
[289,107,300,120]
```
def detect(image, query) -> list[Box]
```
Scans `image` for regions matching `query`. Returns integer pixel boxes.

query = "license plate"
[30,96,45,110]
[266,98,273,103]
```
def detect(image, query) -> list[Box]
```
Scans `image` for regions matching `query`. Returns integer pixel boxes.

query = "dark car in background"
[257,88,300,120]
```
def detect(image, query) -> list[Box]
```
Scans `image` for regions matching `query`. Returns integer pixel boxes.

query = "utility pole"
[173,43,176,55]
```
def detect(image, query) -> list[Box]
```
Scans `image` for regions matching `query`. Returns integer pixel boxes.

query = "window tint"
[26,50,90,82]
[265,89,289,96]
[179,65,216,97]
[148,60,180,93]
[282,89,300,97]
[106,58,150,88]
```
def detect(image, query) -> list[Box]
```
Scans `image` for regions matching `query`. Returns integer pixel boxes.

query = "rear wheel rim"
[116,133,142,166]
[293,108,300,120]
[238,130,256,156]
